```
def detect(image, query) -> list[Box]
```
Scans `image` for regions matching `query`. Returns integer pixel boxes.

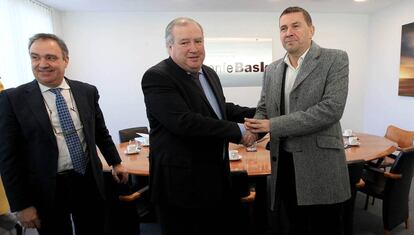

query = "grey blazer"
[255,42,351,209]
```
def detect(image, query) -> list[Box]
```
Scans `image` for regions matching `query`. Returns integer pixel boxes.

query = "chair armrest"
[364,164,386,174]
[362,164,388,187]
[240,191,256,203]
[384,172,402,179]
[118,185,149,202]
[119,192,142,202]
[387,151,400,159]
[355,179,365,189]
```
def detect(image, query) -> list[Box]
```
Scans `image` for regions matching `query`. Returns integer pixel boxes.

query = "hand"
[112,163,129,184]
[242,131,257,147]
[244,118,270,133]
[16,206,41,229]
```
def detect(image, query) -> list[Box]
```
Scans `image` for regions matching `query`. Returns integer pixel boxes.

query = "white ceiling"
[38,0,400,13]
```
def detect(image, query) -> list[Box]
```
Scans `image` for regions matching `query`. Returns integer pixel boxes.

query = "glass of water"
[246,141,257,152]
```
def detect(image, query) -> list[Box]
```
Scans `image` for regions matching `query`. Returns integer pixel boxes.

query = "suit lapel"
[66,79,90,134]
[166,58,207,102]
[166,58,220,119]
[270,61,287,114]
[24,80,56,144]
[291,42,321,92]
[193,79,213,111]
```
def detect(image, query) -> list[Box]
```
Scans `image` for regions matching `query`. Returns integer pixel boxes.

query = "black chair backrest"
[383,148,414,230]
[103,172,141,234]
[119,126,149,143]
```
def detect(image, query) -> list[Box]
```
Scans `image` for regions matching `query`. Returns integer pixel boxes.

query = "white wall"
[363,0,414,136]
[60,11,369,142]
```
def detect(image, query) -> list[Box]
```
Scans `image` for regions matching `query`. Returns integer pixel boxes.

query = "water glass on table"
[246,141,257,152]
[127,139,140,153]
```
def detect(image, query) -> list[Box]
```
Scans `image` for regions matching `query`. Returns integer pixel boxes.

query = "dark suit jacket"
[0,78,121,213]
[142,57,255,208]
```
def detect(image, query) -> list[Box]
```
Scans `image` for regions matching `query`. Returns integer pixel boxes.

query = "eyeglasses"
[43,89,83,136]
[50,123,83,136]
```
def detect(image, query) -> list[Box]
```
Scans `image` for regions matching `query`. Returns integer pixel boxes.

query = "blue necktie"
[49,88,87,175]
[190,72,204,93]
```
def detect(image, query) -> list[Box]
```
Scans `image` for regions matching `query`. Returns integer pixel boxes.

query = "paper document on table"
[135,133,150,146]
[136,133,149,138]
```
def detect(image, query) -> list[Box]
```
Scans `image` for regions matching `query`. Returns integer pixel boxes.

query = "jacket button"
[271,157,277,162]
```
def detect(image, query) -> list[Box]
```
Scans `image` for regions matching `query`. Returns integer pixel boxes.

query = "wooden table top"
[100,133,396,176]
[101,137,272,176]
[344,132,397,162]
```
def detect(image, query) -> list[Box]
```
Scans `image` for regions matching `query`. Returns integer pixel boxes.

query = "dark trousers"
[276,147,344,235]
[156,202,233,235]
[37,166,105,235]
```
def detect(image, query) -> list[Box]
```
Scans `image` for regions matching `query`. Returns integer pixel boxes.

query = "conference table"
[100,132,397,175]
[343,132,397,162]
[99,132,396,233]
[103,137,272,176]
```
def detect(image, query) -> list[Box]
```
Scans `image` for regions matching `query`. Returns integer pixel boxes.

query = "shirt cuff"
[238,123,246,136]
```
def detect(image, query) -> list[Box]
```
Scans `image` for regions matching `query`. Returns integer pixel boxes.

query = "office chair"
[119,126,149,143]
[118,126,155,223]
[368,125,414,169]
[358,147,414,235]
[104,172,144,235]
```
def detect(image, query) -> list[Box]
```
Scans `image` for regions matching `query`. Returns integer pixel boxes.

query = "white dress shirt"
[283,48,310,114]
[38,80,86,172]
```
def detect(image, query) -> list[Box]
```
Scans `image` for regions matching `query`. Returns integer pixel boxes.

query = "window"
[0,0,54,88]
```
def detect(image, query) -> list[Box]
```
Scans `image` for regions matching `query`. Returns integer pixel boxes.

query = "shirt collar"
[283,48,310,70]
[187,69,203,79]
[38,78,70,93]
[187,69,203,75]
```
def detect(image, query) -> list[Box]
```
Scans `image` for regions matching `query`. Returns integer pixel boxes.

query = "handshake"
[241,118,270,147]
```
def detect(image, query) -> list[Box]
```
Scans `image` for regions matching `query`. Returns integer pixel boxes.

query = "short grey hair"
[165,17,204,46]
[28,33,69,58]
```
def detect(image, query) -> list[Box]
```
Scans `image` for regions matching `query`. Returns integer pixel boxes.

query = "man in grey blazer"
[245,6,350,235]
